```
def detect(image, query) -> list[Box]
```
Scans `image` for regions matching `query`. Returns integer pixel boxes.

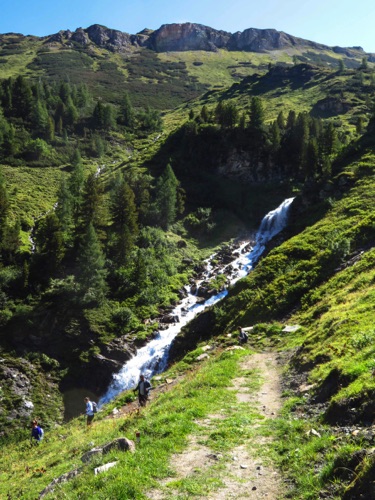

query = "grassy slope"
[194,148,375,497]
[1,346,267,499]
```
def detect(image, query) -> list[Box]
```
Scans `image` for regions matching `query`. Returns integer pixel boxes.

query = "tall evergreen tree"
[76,223,107,304]
[34,212,65,275]
[119,92,135,127]
[111,175,139,264]
[0,171,9,245]
[79,172,105,232]
[69,150,85,220]
[249,96,265,132]
[154,163,179,229]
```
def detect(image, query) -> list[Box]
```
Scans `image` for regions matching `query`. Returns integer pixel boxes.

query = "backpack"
[92,402,98,413]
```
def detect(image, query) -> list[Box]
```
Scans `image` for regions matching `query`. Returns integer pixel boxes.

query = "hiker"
[31,419,43,444]
[84,397,95,426]
[134,374,151,407]
[238,326,248,344]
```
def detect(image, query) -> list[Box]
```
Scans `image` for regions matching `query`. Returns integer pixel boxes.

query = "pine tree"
[76,223,107,304]
[69,150,85,229]
[201,105,210,123]
[276,111,286,130]
[0,171,9,244]
[32,99,49,134]
[119,92,135,127]
[55,176,73,235]
[34,212,65,274]
[249,97,265,132]
[154,163,179,229]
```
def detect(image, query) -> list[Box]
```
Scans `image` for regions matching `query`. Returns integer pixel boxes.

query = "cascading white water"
[99,197,294,405]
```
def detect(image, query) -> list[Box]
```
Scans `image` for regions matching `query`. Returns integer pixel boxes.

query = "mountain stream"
[99,197,294,406]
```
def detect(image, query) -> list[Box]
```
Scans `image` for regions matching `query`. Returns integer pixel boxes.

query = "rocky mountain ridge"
[39,22,369,57]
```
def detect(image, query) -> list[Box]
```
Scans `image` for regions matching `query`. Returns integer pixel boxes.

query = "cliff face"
[42,22,359,56]
[147,23,231,52]
[227,28,328,52]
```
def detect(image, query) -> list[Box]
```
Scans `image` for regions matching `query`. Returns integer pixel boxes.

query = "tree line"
[0,76,162,164]
[182,96,347,183]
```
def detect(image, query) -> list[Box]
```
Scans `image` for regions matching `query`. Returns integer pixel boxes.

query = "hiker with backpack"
[238,326,248,344]
[133,374,151,407]
[84,397,97,426]
[31,419,43,444]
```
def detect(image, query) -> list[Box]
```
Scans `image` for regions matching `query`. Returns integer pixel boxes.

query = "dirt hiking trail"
[147,350,285,499]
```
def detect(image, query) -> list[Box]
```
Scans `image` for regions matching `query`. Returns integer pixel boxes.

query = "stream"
[99,197,295,406]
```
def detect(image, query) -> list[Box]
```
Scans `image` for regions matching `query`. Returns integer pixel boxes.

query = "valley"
[1,20,375,498]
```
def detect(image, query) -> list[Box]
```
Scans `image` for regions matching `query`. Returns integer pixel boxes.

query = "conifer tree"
[276,110,286,130]
[249,96,265,132]
[119,92,135,127]
[34,212,65,274]
[76,222,107,304]
[56,176,73,235]
[69,150,84,201]
[153,163,179,229]
[0,171,9,244]
[200,105,210,123]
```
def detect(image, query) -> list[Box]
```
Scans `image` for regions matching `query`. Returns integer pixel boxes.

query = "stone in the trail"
[240,464,248,469]
[112,407,119,415]
[252,486,257,491]
[165,378,173,384]
[94,461,118,475]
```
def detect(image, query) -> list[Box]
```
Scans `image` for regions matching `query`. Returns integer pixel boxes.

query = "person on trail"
[31,419,43,444]
[238,326,248,344]
[134,374,151,407]
[84,397,95,426]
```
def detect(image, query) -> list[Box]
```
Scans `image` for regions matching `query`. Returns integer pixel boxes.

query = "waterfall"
[99,197,294,405]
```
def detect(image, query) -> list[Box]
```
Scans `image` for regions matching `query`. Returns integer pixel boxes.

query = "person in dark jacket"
[134,374,151,407]
[31,419,43,444]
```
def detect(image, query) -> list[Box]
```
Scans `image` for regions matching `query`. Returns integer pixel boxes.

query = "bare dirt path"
[147,350,285,499]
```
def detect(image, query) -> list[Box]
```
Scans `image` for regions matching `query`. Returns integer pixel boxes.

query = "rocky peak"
[42,22,372,59]
[146,23,231,52]
[228,28,328,52]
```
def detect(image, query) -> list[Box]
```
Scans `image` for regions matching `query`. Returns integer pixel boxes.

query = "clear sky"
[2,0,375,52]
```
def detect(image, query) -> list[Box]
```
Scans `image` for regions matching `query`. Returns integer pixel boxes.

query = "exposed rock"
[94,461,118,475]
[86,24,132,51]
[196,353,210,361]
[81,437,135,463]
[160,314,180,324]
[39,467,82,498]
[311,96,351,117]
[81,447,103,464]
[71,28,90,46]
[227,28,327,53]
[147,23,230,52]
[333,46,364,57]
[101,336,135,364]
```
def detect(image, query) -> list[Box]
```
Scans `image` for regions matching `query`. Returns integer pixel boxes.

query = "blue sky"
[2,0,375,52]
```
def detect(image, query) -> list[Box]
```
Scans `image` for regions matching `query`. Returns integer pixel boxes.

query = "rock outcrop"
[147,23,231,52]
[227,28,327,53]
[42,22,371,59]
